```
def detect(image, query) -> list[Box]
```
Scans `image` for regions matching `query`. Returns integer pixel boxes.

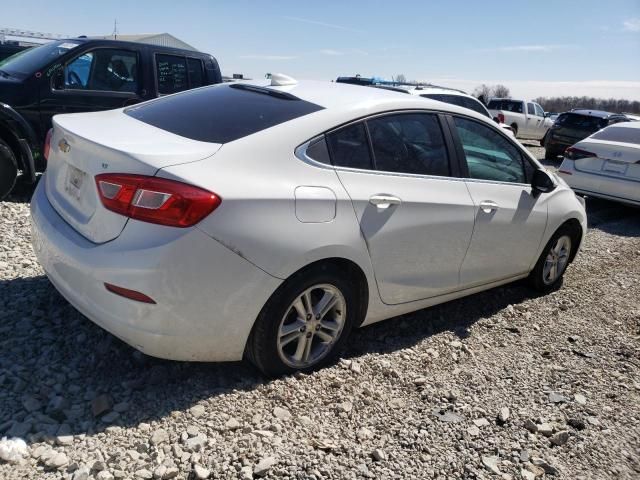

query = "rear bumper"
[30,179,282,361]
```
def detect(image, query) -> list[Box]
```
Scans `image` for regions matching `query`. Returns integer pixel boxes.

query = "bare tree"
[492,84,511,98]
[473,84,492,104]
[394,74,407,84]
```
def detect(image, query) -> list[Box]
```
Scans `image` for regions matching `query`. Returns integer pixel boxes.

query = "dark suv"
[543,109,628,160]
[0,38,222,198]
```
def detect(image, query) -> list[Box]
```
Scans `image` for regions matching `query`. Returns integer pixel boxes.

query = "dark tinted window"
[555,113,607,132]
[487,99,523,114]
[126,84,324,143]
[591,126,640,144]
[156,54,188,94]
[422,94,490,118]
[454,117,529,183]
[306,137,331,164]
[0,40,80,78]
[367,113,449,176]
[326,123,373,170]
[187,58,205,88]
[64,49,138,93]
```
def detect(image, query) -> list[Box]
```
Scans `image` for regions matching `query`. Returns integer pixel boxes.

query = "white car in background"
[558,122,640,206]
[375,85,516,138]
[31,75,587,376]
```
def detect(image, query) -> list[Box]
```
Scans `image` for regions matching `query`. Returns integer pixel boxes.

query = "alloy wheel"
[542,235,571,285]
[276,284,346,368]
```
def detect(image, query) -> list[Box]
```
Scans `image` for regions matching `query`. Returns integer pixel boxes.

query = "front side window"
[366,113,449,176]
[156,54,189,94]
[453,116,529,184]
[534,104,545,117]
[63,49,138,93]
[326,122,373,170]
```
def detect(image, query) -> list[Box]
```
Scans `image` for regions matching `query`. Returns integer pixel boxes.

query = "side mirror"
[544,112,550,118]
[532,169,556,194]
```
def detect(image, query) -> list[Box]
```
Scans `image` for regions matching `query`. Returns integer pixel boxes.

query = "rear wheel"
[544,147,558,161]
[529,227,574,292]
[246,265,357,376]
[510,123,518,137]
[0,139,18,200]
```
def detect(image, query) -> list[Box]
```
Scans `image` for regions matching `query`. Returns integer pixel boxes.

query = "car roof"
[56,37,209,57]
[568,109,619,118]
[375,85,471,97]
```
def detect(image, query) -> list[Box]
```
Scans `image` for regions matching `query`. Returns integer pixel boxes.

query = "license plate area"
[602,161,628,175]
[65,164,86,200]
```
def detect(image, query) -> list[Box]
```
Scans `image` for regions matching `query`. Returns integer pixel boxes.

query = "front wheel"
[0,139,18,200]
[529,228,573,292]
[246,265,357,376]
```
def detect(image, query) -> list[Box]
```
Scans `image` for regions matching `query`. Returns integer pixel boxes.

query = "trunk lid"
[573,140,640,182]
[45,109,221,243]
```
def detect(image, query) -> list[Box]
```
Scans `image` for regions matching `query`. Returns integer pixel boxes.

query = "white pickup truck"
[487,98,552,140]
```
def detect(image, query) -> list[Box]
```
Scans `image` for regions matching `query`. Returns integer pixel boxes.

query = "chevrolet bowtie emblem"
[58,139,71,153]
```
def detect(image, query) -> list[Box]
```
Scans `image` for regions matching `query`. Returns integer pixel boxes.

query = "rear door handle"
[479,200,499,213]
[369,194,402,209]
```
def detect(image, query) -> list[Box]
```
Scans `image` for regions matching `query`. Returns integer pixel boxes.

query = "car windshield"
[0,41,81,78]
[555,113,607,132]
[590,126,640,145]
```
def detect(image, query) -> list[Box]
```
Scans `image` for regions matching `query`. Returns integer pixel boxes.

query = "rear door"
[329,112,476,304]
[449,115,548,287]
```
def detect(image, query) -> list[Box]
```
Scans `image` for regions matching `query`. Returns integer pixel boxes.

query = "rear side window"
[126,84,324,143]
[422,94,490,118]
[555,113,607,132]
[487,99,523,114]
[326,123,373,170]
[367,113,449,176]
[305,137,331,164]
[156,54,188,94]
[527,103,536,115]
[591,126,640,144]
[187,58,205,88]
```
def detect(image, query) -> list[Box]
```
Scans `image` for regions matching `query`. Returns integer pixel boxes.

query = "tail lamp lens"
[95,174,221,227]
[497,113,505,123]
[564,147,595,161]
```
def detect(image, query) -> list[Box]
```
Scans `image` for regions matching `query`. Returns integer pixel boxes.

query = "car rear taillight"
[95,174,221,227]
[497,113,505,123]
[564,147,596,161]
[43,128,53,162]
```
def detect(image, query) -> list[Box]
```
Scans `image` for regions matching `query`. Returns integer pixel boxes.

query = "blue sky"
[4,0,640,99]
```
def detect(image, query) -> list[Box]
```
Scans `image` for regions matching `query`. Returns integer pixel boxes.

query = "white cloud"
[282,16,364,34]
[239,55,297,61]
[480,44,575,53]
[623,18,640,32]
[423,78,640,101]
[319,48,368,56]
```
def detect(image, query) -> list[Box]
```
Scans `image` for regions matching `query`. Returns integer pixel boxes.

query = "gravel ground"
[1,145,639,479]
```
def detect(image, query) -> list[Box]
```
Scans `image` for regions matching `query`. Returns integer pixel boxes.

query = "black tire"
[539,132,547,147]
[528,226,576,293]
[246,264,358,377]
[510,123,518,137]
[544,147,558,161]
[0,139,18,200]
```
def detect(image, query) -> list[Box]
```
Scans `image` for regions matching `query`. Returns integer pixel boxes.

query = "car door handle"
[369,194,402,209]
[479,200,499,213]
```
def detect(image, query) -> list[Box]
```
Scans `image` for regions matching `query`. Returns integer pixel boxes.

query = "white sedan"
[31,74,587,376]
[558,122,640,206]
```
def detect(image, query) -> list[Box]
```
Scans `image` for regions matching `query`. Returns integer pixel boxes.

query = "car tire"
[528,226,575,293]
[540,132,547,147]
[510,123,518,137]
[544,147,558,161]
[0,139,18,200]
[246,264,357,377]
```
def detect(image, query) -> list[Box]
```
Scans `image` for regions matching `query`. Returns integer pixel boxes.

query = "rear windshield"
[555,113,607,132]
[422,93,490,118]
[125,84,324,143]
[487,99,523,114]
[590,126,640,145]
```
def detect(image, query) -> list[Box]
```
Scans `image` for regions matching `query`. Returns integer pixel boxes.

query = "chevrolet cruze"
[31,74,587,376]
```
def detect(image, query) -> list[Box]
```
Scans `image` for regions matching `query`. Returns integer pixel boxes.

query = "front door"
[40,47,143,131]
[450,116,548,287]
[327,113,476,304]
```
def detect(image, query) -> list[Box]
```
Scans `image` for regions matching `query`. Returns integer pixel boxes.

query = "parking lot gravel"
[1,146,639,479]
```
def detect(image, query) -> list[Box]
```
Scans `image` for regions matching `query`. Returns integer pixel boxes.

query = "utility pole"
[112,19,118,40]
